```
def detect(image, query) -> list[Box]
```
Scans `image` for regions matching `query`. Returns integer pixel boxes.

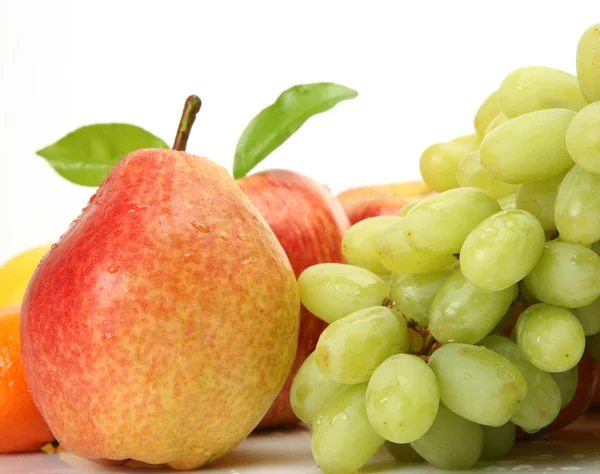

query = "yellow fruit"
[0,245,52,307]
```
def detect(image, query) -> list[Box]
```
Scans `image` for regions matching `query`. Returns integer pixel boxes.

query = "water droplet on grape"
[237,233,248,241]
[464,372,472,380]
[218,231,229,240]
[107,264,119,274]
[50,243,58,250]
[191,222,209,233]
[105,332,113,339]
[183,253,192,260]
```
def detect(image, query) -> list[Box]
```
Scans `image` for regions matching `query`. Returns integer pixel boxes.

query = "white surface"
[3,424,600,474]
[0,1,599,262]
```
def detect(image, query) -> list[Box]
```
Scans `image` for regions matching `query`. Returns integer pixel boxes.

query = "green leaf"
[37,124,169,186]
[233,82,358,179]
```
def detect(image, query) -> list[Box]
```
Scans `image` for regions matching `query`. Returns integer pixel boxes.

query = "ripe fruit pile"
[290,23,600,473]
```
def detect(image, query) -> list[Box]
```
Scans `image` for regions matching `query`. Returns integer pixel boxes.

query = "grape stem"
[382,297,439,357]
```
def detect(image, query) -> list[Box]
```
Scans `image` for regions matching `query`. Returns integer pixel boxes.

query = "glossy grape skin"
[311,384,384,474]
[523,241,600,308]
[460,210,545,291]
[456,151,518,199]
[480,423,516,461]
[397,200,420,217]
[498,66,587,118]
[289,352,347,427]
[479,335,561,433]
[480,108,575,184]
[566,102,600,176]
[497,193,516,210]
[403,188,500,256]
[377,218,457,275]
[410,404,484,470]
[420,141,477,192]
[475,90,502,137]
[552,366,578,409]
[515,170,568,232]
[341,216,398,275]
[429,268,517,344]
[366,354,439,443]
[453,133,482,147]
[516,303,586,373]
[298,263,390,324]
[555,165,600,246]
[484,112,509,136]
[428,343,528,426]
[390,266,454,326]
[576,23,600,103]
[315,306,409,384]
[573,297,600,336]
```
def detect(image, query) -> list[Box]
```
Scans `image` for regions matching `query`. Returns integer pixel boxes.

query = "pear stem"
[173,95,202,151]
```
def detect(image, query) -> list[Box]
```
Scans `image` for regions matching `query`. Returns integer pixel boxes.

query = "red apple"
[238,169,350,428]
[337,181,434,224]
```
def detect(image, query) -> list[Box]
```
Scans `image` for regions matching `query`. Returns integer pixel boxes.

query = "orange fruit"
[0,305,54,453]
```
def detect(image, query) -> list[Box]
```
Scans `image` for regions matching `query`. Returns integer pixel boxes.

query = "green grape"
[587,333,600,363]
[390,266,454,326]
[385,442,423,463]
[456,151,518,199]
[289,352,347,427]
[475,90,502,138]
[497,193,516,210]
[573,297,600,336]
[428,343,527,426]
[523,241,600,308]
[311,384,384,474]
[366,354,440,443]
[484,112,509,136]
[480,423,516,461]
[460,209,545,291]
[479,335,561,432]
[419,141,477,192]
[398,200,420,217]
[566,102,600,175]
[498,66,587,118]
[552,366,578,409]
[576,23,600,103]
[316,306,409,384]
[403,188,500,256]
[341,216,398,275]
[298,263,390,324]
[377,218,457,274]
[555,166,600,246]
[515,170,568,232]
[480,108,576,184]
[516,303,585,373]
[429,268,516,344]
[453,133,482,147]
[410,404,484,470]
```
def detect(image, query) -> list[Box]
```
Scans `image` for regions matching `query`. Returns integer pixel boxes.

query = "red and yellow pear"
[20,96,300,469]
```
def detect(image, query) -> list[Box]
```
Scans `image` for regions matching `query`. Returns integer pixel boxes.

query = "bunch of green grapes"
[290,23,600,474]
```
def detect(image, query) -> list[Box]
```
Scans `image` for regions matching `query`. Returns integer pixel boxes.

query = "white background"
[0,0,597,264]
